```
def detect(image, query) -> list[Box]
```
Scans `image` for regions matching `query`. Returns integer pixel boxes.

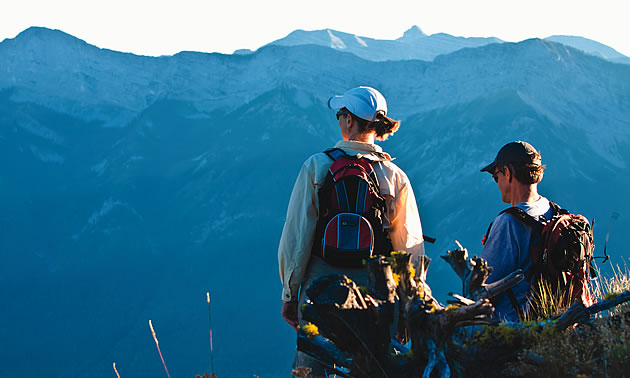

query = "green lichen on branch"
[300,322,319,339]
[605,291,620,301]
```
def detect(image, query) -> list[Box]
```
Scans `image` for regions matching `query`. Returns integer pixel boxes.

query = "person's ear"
[505,165,513,183]
[346,114,354,129]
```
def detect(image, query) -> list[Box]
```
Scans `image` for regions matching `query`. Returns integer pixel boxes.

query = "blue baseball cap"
[328,86,388,121]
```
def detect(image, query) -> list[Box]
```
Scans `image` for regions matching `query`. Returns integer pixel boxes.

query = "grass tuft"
[505,261,630,376]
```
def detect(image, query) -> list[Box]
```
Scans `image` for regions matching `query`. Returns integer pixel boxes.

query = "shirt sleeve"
[387,173,425,267]
[278,159,320,302]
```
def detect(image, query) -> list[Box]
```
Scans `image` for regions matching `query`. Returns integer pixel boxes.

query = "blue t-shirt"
[481,197,553,321]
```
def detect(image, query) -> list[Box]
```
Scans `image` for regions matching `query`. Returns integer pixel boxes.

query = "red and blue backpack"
[312,148,393,268]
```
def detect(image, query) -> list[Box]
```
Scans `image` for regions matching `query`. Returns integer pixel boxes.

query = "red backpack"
[312,148,392,268]
[501,201,594,308]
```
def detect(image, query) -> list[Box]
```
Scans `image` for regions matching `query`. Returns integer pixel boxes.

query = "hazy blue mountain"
[1,27,629,377]
[266,26,630,66]
[266,25,504,61]
[545,35,630,65]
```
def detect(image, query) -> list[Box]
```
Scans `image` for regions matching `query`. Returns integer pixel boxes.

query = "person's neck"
[510,183,540,206]
[346,133,375,144]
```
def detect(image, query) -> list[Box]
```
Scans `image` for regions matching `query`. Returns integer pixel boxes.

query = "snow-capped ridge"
[327,29,347,49]
[7,26,627,65]
[267,26,503,62]
[266,26,628,65]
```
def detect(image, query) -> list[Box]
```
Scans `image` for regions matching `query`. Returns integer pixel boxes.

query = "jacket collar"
[334,140,393,161]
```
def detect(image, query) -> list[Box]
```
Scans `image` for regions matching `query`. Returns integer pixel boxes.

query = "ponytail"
[371,111,401,141]
[345,108,401,141]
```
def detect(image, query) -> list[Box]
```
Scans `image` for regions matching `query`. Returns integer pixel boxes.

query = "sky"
[1,0,629,57]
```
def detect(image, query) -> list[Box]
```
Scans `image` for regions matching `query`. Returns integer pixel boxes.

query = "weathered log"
[298,253,495,377]
[296,247,630,377]
[440,245,524,301]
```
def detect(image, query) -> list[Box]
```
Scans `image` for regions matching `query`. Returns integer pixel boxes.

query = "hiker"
[480,141,594,321]
[278,86,425,375]
[480,141,551,321]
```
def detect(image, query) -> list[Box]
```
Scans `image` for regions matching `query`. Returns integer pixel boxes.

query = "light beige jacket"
[278,140,425,302]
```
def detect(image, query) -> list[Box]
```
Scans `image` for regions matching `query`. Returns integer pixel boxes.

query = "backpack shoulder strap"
[500,206,545,234]
[324,148,348,162]
[482,221,493,245]
[548,200,568,216]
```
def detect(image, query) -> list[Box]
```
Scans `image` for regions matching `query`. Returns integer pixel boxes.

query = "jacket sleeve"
[278,159,320,302]
[387,173,425,267]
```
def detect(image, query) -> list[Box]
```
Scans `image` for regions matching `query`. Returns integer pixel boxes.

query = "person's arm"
[278,158,320,326]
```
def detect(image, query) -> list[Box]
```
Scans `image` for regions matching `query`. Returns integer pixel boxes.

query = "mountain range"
[263,25,502,62]
[1,26,629,377]
[261,25,630,65]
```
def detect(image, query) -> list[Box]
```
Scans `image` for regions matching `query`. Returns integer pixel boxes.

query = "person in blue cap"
[480,141,551,321]
[278,86,425,375]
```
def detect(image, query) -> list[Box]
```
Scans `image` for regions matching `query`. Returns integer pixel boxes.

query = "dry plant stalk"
[149,319,171,378]
[207,291,216,375]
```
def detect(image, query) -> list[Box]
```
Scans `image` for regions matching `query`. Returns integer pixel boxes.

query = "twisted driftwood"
[296,245,630,377]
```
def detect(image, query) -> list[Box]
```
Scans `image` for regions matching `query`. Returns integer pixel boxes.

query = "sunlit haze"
[2,0,629,57]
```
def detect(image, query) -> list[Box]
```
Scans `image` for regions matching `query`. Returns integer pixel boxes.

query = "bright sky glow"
[1,0,629,57]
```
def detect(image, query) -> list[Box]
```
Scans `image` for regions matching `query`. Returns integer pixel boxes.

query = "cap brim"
[328,95,344,110]
[480,161,497,173]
